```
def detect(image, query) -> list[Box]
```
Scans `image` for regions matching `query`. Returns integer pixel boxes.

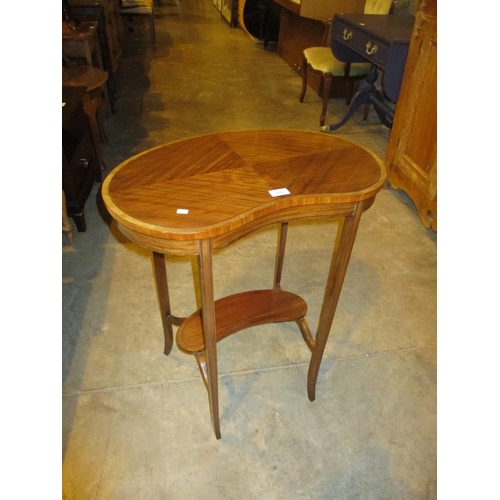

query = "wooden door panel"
[384,0,437,231]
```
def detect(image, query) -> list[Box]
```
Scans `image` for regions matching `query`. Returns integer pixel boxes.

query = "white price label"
[269,188,291,197]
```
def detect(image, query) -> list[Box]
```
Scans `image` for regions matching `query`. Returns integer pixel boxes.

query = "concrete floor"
[62,1,437,498]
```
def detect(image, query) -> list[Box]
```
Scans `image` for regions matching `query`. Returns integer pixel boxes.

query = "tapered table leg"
[307,201,365,401]
[274,222,288,289]
[153,251,173,355]
[198,239,221,439]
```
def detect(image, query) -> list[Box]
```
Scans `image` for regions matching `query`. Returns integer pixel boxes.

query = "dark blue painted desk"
[323,14,415,132]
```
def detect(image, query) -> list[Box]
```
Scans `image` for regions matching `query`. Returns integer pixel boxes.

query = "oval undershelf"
[176,289,308,354]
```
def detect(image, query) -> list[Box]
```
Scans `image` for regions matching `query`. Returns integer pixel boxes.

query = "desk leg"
[198,238,221,439]
[321,65,392,132]
[307,201,364,401]
[153,252,174,355]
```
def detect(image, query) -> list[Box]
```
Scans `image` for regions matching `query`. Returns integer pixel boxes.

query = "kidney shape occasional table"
[102,130,386,439]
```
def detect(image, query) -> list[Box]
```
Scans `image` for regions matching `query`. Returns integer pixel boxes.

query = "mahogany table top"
[102,130,386,244]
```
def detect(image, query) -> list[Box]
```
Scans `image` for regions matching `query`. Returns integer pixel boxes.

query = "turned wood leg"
[82,94,107,171]
[320,74,332,127]
[198,239,221,439]
[153,252,174,355]
[307,200,367,401]
[299,56,308,103]
[274,222,288,289]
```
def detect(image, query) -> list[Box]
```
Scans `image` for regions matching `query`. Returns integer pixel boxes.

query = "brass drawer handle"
[342,29,352,40]
[365,41,378,55]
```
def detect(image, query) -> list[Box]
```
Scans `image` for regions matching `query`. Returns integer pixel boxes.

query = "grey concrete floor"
[62,1,437,498]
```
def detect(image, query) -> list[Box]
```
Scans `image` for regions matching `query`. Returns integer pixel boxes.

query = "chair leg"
[320,73,332,127]
[299,56,308,103]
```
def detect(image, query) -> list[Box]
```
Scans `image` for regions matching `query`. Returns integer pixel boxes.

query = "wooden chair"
[299,0,393,126]
[119,0,162,46]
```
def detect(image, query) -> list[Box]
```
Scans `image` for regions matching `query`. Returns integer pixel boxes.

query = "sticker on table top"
[269,188,290,197]
[176,208,189,214]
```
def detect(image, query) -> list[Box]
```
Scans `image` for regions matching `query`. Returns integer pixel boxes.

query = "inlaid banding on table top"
[103,130,385,240]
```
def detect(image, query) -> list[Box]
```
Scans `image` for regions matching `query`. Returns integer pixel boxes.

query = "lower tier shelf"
[176,289,308,354]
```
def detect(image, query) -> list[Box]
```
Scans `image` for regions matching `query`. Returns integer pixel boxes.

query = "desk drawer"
[335,20,389,68]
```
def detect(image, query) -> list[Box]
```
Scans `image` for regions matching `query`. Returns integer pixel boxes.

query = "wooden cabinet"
[385,0,436,231]
[62,87,101,232]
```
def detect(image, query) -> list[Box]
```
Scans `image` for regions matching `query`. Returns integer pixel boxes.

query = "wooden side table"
[102,130,386,439]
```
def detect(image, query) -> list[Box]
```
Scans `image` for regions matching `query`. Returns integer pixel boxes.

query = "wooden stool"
[62,65,108,171]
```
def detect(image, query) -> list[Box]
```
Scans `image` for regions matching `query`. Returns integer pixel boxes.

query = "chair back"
[364,0,393,14]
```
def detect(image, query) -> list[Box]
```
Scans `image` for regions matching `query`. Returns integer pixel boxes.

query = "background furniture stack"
[66,0,123,73]
[66,0,124,109]
[62,18,110,105]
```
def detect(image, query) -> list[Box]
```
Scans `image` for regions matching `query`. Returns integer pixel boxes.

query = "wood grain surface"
[177,289,308,354]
